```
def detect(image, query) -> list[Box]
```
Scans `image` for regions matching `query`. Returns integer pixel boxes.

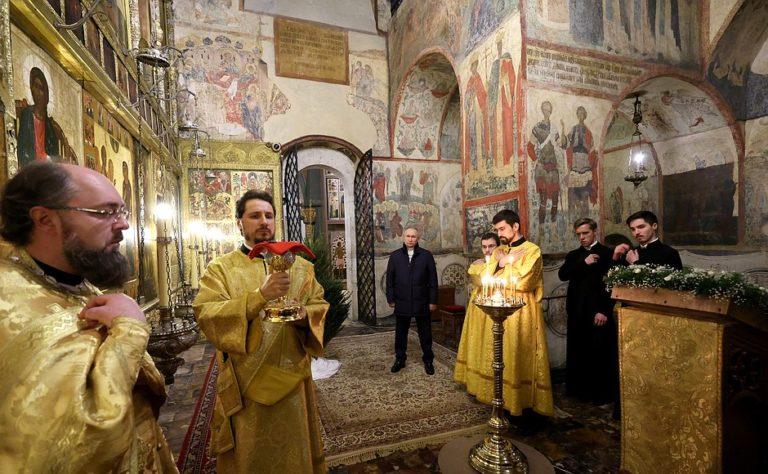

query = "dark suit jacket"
[558,242,615,319]
[618,239,683,269]
[385,244,437,317]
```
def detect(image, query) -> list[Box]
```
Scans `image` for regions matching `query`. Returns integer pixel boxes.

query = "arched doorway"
[600,75,742,246]
[281,136,373,323]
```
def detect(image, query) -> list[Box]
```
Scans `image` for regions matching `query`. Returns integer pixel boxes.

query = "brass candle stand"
[470,296,528,474]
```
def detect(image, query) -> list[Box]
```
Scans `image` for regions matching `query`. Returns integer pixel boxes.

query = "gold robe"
[193,249,328,474]
[454,261,492,390]
[0,245,176,473]
[459,241,554,416]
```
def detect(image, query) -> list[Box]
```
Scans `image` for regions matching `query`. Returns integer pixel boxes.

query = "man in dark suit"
[386,226,438,375]
[558,218,617,405]
[613,210,683,269]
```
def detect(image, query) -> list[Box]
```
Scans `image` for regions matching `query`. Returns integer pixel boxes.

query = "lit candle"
[155,203,174,309]
[510,276,518,304]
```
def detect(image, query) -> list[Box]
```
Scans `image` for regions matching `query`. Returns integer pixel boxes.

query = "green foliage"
[306,235,350,345]
[605,264,768,314]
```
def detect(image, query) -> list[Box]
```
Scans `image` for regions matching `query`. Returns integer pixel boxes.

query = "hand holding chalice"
[248,241,316,323]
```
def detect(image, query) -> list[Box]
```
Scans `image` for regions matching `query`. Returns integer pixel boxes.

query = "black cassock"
[558,242,618,404]
[625,239,683,269]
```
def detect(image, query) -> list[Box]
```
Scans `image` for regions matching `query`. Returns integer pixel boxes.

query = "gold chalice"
[261,250,305,323]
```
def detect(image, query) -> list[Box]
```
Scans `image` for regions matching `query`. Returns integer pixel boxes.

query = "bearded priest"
[193,190,328,473]
[0,162,175,472]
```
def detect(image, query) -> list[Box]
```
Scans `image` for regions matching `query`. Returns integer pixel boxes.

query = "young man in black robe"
[612,210,683,269]
[558,218,617,405]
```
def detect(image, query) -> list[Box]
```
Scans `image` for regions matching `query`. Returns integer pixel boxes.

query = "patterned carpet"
[318,332,491,466]
[175,331,491,471]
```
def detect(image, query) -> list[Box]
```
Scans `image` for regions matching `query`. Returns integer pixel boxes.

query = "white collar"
[640,237,659,249]
[583,240,598,251]
[243,242,253,251]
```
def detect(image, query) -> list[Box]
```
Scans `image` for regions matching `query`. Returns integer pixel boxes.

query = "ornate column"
[0,0,18,179]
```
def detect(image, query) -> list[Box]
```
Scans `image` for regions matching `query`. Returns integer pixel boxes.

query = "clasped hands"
[612,243,639,264]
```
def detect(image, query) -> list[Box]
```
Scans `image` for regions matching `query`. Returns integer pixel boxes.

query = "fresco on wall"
[525,88,610,252]
[707,0,768,120]
[348,50,390,155]
[526,0,701,68]
[188,165,275,256]
[372,160,461,254]
[439,91,461,161]
[746,116,768,159]
[616,78,727,143]
[744,154,768,245]
[464,199,519,252]
[82,92,139,292]
[376,0,392,33]
[394,56,457,160]
[462,0,519,54]
[176,29,290,140]
[174,0,244,27]
[462,20,521,201]
[655,126,736,175]
[11,25,83,167]
[601,147,660,240]
[439,171,463,250]
[388,0,463,104]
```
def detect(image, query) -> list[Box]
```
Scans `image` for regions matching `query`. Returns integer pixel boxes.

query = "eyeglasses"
[52,206,131,222]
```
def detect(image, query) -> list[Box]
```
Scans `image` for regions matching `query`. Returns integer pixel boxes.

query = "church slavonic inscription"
[274,17,349,85]
[527,45,643,96]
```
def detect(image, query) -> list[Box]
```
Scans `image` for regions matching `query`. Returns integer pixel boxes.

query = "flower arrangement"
[605,265,768,314]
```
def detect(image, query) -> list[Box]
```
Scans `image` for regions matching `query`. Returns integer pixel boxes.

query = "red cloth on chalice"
[248,241,316,260]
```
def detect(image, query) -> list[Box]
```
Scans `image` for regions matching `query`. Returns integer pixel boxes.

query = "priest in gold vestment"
[465,210,553,416]
[455,232,499,390]
[194,190,328,473]
[0,162,176,472]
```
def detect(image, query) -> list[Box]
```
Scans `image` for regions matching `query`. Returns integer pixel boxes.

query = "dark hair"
[626,210,658,226]
[29,67,47,87]
[573,217,597,230]
[480,232,500,246]
[604,233,633,248]
[492,209,520,228]
[235,190,275,218]
[0,161,77,245]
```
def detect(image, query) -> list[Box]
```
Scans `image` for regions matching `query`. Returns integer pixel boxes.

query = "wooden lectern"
[612,287,767,474]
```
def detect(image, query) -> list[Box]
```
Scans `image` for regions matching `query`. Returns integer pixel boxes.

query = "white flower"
[664,275,673,281]
[634,268,642,274]
[707,270,715,276]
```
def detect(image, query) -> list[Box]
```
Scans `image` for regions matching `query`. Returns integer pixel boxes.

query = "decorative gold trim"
[9,0,176,169]
[180,139,284,275]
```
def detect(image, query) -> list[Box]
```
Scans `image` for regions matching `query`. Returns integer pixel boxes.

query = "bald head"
[61,163,124,208]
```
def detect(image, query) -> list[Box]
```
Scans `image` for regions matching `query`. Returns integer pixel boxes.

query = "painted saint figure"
[527,101,562,223]
[487,37,516,169]
[561,106,599,219]
[16,67,77,166]
[465,59,491,172]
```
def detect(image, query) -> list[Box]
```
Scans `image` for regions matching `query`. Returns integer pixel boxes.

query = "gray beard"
[63,233,130,288]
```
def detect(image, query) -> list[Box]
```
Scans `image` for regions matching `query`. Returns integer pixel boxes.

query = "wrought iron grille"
[355,150,377,325]
[282,147,302,241]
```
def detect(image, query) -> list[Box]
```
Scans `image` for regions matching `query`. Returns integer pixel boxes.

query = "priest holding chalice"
[194,190,329,473]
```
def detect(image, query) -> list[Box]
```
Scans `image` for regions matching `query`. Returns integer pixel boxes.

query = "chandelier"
[624,92,650,188]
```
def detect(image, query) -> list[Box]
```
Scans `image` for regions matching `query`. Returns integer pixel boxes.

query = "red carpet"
[176,356,218,474]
